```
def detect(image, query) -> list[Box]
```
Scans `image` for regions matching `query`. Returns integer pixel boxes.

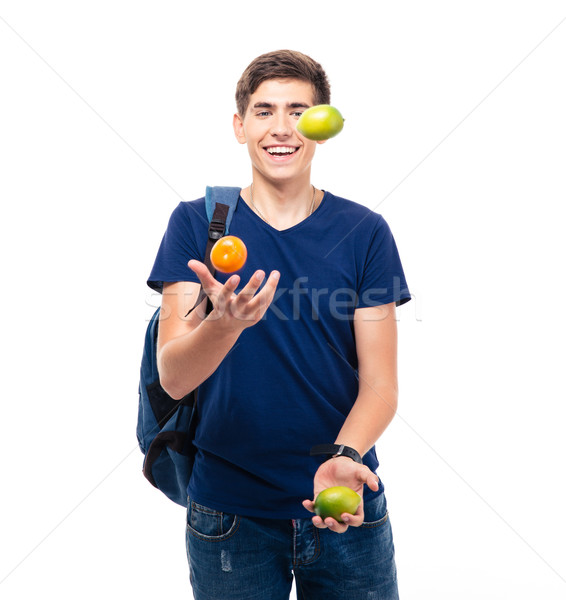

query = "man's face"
[233,78,325,185]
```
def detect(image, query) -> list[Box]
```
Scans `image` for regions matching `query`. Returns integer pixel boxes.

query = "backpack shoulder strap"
[185,186,241,316]
[205,186,241,234]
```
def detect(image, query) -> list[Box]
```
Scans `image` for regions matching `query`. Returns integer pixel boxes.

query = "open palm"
[302,457,380,534]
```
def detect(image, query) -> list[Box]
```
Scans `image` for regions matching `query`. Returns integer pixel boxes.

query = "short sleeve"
[147,201,205,293]
[356,215,411,308]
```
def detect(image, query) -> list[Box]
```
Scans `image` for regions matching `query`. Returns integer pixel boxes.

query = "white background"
[1,1,565,598]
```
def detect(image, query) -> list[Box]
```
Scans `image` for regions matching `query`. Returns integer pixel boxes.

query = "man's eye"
[257,111,270,117]
[292,111,303,117]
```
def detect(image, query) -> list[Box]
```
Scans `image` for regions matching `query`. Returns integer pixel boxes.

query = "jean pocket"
[360,493,390,529]
[187,500,240,541]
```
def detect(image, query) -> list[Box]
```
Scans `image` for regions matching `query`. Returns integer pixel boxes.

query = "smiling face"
[233,78,325,186]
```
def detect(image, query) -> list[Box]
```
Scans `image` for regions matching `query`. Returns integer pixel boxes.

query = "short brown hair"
[235,49,331,116]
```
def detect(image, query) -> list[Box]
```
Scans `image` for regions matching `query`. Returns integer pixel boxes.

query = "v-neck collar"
[239,190,329,234]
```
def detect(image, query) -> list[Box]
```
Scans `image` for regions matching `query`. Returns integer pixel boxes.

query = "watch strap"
[310,444,363,464]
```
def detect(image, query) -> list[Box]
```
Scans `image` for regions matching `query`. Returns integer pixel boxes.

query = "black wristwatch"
[310,444,363,464]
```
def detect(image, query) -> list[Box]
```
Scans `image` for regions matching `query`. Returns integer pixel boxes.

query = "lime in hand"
[314,486,361,522]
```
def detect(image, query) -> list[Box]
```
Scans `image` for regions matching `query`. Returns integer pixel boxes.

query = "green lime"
[314,486,361,522]
[296,105,344,140]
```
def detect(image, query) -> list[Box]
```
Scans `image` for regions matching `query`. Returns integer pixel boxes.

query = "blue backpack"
[137,186,241,507]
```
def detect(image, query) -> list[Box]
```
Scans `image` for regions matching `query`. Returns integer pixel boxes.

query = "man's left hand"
[302,456,380,534]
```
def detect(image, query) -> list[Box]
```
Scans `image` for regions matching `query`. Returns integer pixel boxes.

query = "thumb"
[188,260,215,290]
[358,467,380,491]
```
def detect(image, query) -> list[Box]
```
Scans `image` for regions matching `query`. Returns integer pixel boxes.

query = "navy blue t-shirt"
[148,191,411,518]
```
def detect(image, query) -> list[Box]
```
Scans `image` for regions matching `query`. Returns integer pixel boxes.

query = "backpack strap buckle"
[208,203,230,240]
[208,218,226,241]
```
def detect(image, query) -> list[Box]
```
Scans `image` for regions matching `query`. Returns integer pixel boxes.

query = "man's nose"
[270,113,292,136]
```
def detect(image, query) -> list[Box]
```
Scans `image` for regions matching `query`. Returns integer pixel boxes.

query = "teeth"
[266,146,297,155]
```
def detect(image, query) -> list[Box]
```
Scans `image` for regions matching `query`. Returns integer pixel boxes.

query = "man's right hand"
[155,262,280,400]
[188,259,280,333]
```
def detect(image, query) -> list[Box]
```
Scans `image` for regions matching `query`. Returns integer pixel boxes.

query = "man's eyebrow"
[252,101,311,109]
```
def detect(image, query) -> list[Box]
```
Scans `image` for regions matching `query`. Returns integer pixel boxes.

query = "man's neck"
[244,174,319,230]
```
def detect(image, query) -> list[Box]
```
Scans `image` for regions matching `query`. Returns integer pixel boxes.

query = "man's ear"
[233,113,246,144]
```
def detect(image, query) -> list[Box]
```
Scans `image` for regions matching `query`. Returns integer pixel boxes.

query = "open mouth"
[264,146,300,157]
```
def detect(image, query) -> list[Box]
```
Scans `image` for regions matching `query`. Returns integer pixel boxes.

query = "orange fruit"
[210,235,247,273]
[314,486,361,522]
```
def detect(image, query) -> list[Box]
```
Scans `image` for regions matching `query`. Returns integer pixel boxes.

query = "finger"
[214,274,241,309]
[223,274,241,294]
[260,270,280,294]
[368,477,380,491]
[362,470,380,492]
[324,518,348,534]
[199,274,239,321]
[342,498,365,528]
[311,515,327,529]
[187,259,207,277]
[302,499,315,513]
[234,270,265,305]
[268,270,281,286]
[246,270,280,311]
[341,510,364,527]
[188,259,217,292]
[352,465,379,490]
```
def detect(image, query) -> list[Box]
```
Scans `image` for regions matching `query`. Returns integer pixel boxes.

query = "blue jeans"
[186,493,399,600]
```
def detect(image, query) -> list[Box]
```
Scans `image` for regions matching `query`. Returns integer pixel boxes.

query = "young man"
[148,49,411,600]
